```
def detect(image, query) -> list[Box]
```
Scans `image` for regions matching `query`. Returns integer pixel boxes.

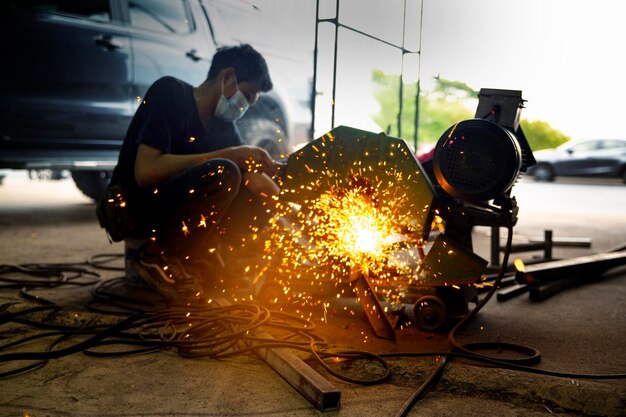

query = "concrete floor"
[1,173,625,416]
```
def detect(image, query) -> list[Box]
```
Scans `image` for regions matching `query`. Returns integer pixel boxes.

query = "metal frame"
[311,0,424,148]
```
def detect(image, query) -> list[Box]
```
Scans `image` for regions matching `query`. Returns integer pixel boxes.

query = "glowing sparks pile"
[308,185,405,273]
[257,183,424,321]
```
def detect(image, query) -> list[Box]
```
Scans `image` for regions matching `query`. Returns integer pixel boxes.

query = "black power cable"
[1,252,624,405]
[393,223,517,417]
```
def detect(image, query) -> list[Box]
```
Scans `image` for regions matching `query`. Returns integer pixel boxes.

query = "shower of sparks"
[257,167,430,313]
[243,129,445,317]
[308,184,406,274]
[185,129,488,324]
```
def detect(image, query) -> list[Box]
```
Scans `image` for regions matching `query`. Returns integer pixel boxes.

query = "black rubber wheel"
[71,170,112,202]
[413,295,447,331]
[532,163,554,182]
[237,117,288,160]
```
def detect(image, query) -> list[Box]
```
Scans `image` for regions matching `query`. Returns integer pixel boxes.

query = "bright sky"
[418,0,626,140]
[254,0,626,142]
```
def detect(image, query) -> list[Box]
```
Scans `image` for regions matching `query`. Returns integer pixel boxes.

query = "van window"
[129,0,192,34]
[9,0,111,22]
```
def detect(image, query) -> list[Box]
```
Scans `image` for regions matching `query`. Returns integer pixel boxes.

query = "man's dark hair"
[208,44,273,92]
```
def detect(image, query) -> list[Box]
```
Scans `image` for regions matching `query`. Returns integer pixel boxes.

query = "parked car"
[0,0,312,201]
[527,138,626,183]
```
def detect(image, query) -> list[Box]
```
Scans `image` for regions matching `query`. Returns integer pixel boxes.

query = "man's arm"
[134,143,276,188]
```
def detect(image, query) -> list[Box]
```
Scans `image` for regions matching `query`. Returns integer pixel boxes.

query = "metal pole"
[414,0,425,150]
[309,0,321,142]
[330,0,340,129]
[491,226,500,267]
[256,330,342,411]
[397,0,408,138]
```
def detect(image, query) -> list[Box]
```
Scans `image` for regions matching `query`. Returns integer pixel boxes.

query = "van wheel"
[238,118,288,160]
[71,170,112,202]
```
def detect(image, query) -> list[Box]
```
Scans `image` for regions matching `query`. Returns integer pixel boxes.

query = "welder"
[97,44,280,303]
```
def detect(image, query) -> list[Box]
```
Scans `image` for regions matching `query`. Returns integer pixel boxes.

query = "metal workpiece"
[350,268,397,341]
[255,330,341,412]
[516,251,626,285]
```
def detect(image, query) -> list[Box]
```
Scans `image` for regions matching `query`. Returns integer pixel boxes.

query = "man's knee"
[205,159,242,186]
[196,158,242,198]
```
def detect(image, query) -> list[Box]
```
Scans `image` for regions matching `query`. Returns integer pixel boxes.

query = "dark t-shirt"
[110,76,242,229]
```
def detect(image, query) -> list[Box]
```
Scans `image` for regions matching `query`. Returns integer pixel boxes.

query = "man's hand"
[224,145,276,177]
[243,172,280,198]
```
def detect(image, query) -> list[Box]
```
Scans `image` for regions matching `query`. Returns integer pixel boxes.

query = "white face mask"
[214,77,249,122]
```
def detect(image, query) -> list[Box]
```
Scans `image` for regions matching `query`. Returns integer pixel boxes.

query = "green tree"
[371,70,570,151]
[519,119,569,151]
[371,70,475,148]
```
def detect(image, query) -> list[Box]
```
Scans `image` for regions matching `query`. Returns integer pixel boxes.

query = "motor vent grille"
[433,119,522,202]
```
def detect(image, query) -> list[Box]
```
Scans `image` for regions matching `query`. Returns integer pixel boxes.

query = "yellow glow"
[514,258,526,272]
[198,214,207,228]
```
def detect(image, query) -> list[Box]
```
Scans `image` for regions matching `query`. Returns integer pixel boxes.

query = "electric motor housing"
[433,118,523,202]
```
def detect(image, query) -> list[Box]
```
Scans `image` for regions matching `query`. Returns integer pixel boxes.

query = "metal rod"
[496,283,529,302]
[350,268,396,341]
[528,236,592,248]
[528,276,586,302]
[255,330,342,411]
[216,299,341,411]
[310,0,321,142]
[330,0,339,128]
[317,18,416,54]
[490,226,500,267]
[413,0,424,149]
[397,0,408,138]
[543,229,553,260]
[516,251,626,285]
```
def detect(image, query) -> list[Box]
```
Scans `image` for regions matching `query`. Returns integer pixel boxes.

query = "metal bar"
[500,239,591,252]
[396,0,408,138]
[528,236,592,248]
[507,242,549,253]
[490,226,500,266]
[215,299,341,412]
[317,18,416,53]
[310,0,320,142]
[496,283,529,302]
[528,276,586,302]
[413,0,424,149]
[543,229,553,260]
[351,269,396,341]
[516,251,626,285]
[330,1,339,128]
[255,330,341,412]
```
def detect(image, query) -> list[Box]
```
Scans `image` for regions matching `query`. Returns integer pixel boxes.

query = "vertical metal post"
[310,0,321,142]
[491,226,500,267]
[397,68,404,137]
[544,229,553,261]
[330,0,340,129]
[413,0,424,151]
[397,0,408,138]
